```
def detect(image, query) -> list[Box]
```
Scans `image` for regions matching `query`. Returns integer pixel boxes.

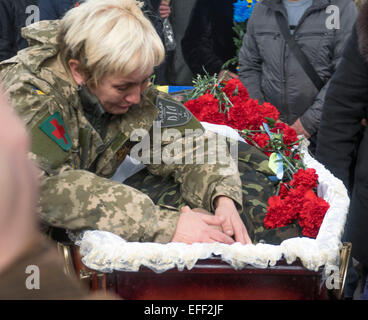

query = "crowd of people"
[0,0,367,300]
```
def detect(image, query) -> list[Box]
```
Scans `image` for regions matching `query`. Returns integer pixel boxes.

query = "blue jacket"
[39,0,81,20]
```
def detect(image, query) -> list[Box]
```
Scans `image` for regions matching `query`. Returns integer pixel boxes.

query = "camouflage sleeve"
[37,166,180,243]
[144,88,243,213]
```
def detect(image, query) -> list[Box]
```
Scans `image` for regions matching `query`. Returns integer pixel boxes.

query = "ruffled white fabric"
[75,132,350,274]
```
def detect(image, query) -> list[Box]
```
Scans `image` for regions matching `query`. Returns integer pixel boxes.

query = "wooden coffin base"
[57,243,352,300]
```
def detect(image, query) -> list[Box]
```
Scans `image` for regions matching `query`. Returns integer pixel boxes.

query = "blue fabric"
[168,86,194,93]
[282,0,313,33]
[39,0,80,20]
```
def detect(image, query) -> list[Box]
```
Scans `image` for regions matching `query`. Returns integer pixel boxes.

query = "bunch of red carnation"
[264,168,330,238]
[184,78,329,238]
[184,79,299,157]
[185,79,275,129]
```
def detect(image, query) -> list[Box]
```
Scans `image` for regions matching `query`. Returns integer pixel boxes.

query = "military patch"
[32,86,45,96]
[156,96,192,128]
[39,112,72,151]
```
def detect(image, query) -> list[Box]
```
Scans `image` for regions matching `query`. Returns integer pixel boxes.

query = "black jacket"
[181,0,237,76]
[0,0,39,61]
[142,0,164,44]
[316,3,368,265]
[39,0,80,20]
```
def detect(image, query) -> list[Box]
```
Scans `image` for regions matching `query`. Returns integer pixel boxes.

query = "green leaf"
[264,117,276,128]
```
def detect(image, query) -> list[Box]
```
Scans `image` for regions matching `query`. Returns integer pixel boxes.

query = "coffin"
[64,244,350,300]
[58,135,351,300]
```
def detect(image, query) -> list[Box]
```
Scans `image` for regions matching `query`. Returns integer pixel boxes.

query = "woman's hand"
[214,196,252,245]
[171,206,235,244]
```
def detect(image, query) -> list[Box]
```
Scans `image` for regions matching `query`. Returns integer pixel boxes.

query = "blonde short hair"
[57,0,165,85]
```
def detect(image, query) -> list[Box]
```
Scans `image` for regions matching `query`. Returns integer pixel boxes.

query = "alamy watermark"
[25,5,40,27]
[326,5,340,30]
[25,265,40,290]
[24,4,341,29]
[129,121,238,175]
[325,265,341,290]
[23,3,341,28]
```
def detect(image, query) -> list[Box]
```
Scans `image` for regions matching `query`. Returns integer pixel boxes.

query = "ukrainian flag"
[156,86,194,94]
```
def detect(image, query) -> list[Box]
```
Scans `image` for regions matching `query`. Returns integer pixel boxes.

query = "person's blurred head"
[0,86,39,273]
[57,0,165,114]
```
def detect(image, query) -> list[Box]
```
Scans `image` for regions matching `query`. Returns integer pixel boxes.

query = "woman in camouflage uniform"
[0,0,300,246]
[0,0,253,245]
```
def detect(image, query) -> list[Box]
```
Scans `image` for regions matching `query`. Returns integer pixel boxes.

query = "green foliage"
[187,69,233,112]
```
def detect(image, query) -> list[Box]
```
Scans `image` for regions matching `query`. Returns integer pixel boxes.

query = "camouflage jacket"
[0,21,243,243]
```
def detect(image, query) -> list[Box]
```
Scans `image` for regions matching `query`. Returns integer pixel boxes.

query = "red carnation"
[283,126,298,146]
[298,190,330,238]
[251,132,270,149]
[279,182,289,199]
[222,78,249,100]
[229,99,265,130]
[289,168,318,191]
[264,195,298,229]
[184,93,220,123]
[258,102,280,122]
[271,122,298,146]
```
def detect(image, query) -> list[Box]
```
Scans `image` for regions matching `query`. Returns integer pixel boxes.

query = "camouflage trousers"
[125,142,302,245]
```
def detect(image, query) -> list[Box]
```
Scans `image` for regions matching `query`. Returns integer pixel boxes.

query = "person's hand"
[218,70,239,81]
[290,118,311,139]
[159,0,171,19]
[171,206,235,244]
[214,196,252,245]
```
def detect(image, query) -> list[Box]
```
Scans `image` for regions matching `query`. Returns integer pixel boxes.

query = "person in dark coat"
[316,2,368,299]
[0,0,39,61]
[181,0,238,79]
[165,0,196,86]
[238,0,357,154]
[38,0,81,20]
[143,0,169,85]
[39,0,164,40]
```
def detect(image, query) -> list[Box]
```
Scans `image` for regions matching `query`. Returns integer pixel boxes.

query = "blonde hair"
[57,0,165,85]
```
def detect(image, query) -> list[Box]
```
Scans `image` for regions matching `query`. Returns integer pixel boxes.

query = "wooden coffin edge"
[55,242,352,300]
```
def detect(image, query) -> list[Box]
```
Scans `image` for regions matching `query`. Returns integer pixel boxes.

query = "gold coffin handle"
[338,242,352,299]
[56,242,78,278]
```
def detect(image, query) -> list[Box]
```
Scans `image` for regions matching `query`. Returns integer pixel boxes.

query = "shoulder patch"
[156,96,192,128]
[39,112,72,151]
